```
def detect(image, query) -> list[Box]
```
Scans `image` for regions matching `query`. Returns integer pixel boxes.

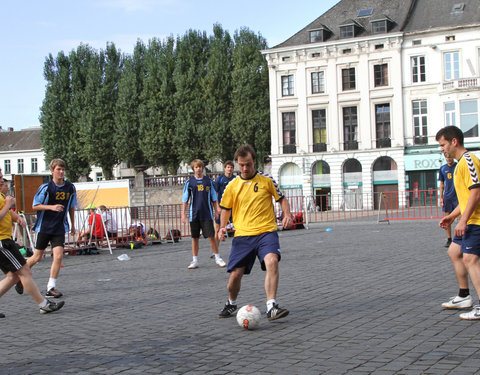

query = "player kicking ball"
[217,144,292,321]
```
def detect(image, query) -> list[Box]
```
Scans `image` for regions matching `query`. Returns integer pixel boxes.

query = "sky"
[0,0,339,131]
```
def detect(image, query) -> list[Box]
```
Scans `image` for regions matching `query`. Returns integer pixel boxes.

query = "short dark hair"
[234,144,256,162]
[223,160,234,168]
[436,126,464,145]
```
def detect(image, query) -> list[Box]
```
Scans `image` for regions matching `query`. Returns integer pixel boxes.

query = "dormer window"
[340,25,355,39]
[339,20,363,39]
[370,16,394,34]
[309,25,332,43]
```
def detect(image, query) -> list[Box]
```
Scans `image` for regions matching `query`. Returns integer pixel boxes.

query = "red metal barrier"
[382,189,442,221]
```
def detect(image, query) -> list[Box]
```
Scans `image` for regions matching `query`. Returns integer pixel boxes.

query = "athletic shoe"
[444,238,452,248]
[215,257,226,268]
[219,302,237,318]
[40,300,65,314]
[15,281,24,295]
[442,295,473,309]
[267,303,289,321]
[187,260,199,269]
[459,305,480,320]
[45,288,63,298]
[0,312,5,318]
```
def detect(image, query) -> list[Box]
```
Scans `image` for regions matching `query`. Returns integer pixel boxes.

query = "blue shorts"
[443,199,458,213]
[452,224,480,256]
[227,231,281,275]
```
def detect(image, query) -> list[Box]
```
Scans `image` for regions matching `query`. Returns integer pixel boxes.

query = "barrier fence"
[12,189,443,253]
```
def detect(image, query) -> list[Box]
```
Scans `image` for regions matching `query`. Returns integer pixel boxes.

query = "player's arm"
[439,180,445,206]
[439,204,461,229]
[279,197,293,229]
[218,208,231,241]
[9,209,26,228]
[454,187,480,237]
[0,196,15,222]
[69,206,76,234]
[33,203,64,212]
[181,181,190,224]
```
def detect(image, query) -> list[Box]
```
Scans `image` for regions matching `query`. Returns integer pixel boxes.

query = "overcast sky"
[0,0,338,131]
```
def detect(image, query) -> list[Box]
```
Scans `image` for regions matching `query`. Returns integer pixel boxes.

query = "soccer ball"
[236,304,261,330]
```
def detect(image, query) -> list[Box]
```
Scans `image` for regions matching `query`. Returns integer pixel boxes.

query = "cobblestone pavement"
[1,219,480,374]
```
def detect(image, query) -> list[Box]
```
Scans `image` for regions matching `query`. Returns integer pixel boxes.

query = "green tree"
[202,24,235,163]
[138,37,180,174]
[79,43,123,179]
[115,40,146,169]
[231,28,270,167]
[172,30,210,164]
[40,50,90,181]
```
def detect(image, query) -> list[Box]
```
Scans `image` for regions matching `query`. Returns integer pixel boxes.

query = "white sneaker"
[187,260,199,269]
[459,305,480,320]
[215,257,226,268]
[442,295,474,309]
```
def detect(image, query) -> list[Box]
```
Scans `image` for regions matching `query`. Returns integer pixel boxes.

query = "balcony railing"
[283,144,297,154]
[442,77,479,91]
[376,138,391,148]
[413,136,428,145]
[344,140,358,150]
[313,143,327,152]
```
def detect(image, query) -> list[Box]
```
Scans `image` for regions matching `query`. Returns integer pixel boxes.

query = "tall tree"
[202,24,235,163]
[115,40,146,169]
[139,37,180,174]
[40,50,90,181]
[172,30,210,164]
[231,28,270,167]
[79,43,123,179]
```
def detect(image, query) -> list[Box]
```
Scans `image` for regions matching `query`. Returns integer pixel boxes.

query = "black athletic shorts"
[0,238,26,274]
[190,220,215,239]
[35,232,65,250]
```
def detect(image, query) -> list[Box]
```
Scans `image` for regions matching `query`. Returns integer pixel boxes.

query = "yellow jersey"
[220,171,283,236]
[454,152,480,225]
[0,193,13,240]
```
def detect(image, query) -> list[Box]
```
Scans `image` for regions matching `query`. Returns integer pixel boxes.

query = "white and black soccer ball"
[236,304,261,330]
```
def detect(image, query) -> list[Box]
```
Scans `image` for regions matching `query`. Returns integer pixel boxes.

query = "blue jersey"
[439,163,458,202]
[32,180,77,235]
[182,176,217,222]
[213,174,235,206]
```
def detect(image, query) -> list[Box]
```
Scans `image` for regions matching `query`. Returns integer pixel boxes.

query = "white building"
[263,0,480,210]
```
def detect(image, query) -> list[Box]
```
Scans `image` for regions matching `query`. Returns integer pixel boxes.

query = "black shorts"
[0,239,26,274]
[190,220,215,239]
[35,232,65,250]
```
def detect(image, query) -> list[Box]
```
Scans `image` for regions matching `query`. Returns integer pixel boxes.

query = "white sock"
[229,299,237,306]
[192,256,198,262]
[215,253,221,260]
[47,278,56,291]
[39,299,48,308]
[266,299,276,311]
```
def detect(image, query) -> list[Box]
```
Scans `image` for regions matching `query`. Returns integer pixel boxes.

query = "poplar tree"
[202,24,235,163]
[231,28,270,167]
[139,37,180,174]
[172,30,210,164]
[115,40,146,169]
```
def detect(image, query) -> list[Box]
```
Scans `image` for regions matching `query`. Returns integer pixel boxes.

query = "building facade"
[263,0,480,210]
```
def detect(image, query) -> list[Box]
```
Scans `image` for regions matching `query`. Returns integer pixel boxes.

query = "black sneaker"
[45,288,63,298]
[444,238,452,248]
[40,300,65,314]
[0,312,5,318]
[15,281,24,295]
[219,302,237,318]
[267,303,289,321]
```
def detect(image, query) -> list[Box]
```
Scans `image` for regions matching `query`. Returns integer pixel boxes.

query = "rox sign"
[413,159,442,169]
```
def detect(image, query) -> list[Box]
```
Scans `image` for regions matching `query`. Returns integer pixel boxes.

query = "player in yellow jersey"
[217,144,293,321]
[437,126,480,320]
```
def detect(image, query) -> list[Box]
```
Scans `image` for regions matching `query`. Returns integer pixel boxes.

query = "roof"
[273,0,413,48]
[403,0,480,33]
[0,128,42,152]
[271,0,480,49]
